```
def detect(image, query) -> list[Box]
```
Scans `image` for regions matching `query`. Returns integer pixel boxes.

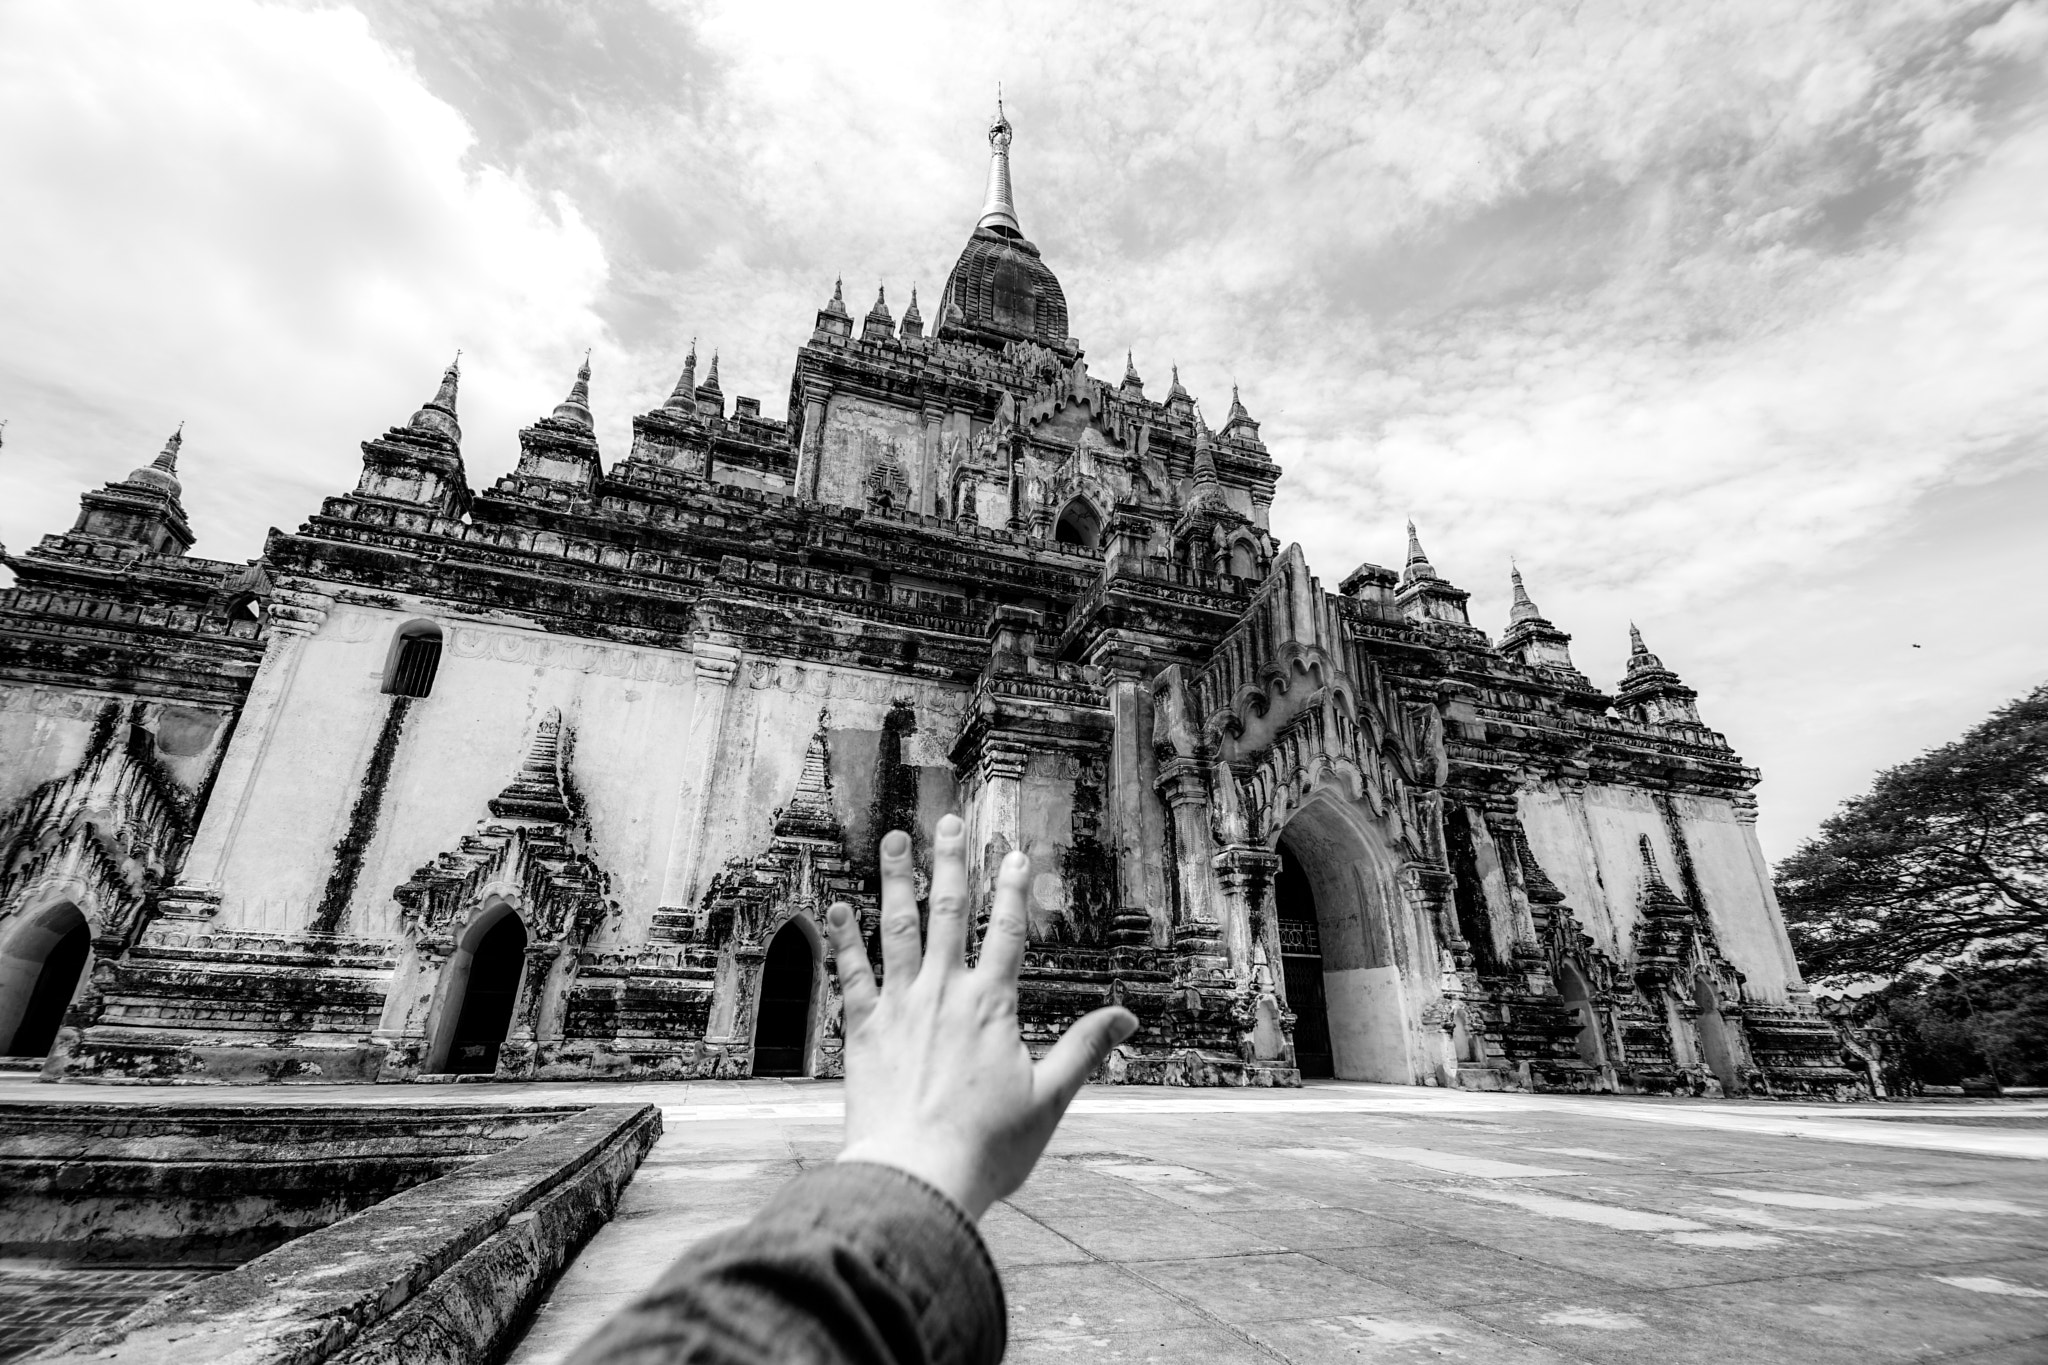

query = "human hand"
[827,813,1140,1220]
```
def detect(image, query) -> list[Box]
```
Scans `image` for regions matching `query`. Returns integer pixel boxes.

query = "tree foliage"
[1778,683,2048,980]
[1851,966,2048,1087]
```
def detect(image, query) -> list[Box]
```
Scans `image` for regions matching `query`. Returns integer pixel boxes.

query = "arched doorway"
[754,922,816,1077]
[0,905,92,1058]
[1558,961,1605,1070]
[1274,844,1333,1078]
[1274,794,1413,1083]
[440,912,527,1076]
[1692,973,1743,1094]
[1053,498,1102,550]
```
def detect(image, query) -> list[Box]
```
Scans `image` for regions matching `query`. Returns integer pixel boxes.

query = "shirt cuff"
[760,1160,1006,1365]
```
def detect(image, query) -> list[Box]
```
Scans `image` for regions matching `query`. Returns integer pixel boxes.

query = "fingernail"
[937,813,963,838]
[1109,1009,1139,1044]
[1003,850,1030,873]
[880,830,910,857]
[827,902,849,925]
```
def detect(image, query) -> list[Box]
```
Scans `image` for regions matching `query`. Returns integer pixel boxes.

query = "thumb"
[1033,1006,1139,1115]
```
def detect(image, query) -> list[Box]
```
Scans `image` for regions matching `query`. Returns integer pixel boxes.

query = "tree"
[1778,683,2048,982]
[1851,966,2048,1088]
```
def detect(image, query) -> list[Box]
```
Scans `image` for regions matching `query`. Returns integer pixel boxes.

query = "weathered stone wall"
[1517,782,1802,1006]
[200,607,697,941]
[27,1102,660,1365]
[817,394,924,510]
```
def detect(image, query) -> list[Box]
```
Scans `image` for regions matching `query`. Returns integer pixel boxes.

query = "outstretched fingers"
[975,849,1031,985]
[825,901,877,1029]
[1033,1006,1140,1117]
[922,813,971,970]
[876,829,923,986]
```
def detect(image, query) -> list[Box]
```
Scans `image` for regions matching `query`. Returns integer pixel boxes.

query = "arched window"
[1053,498,1101,550]
[1229,540,1258,579]
[383,620,443,699]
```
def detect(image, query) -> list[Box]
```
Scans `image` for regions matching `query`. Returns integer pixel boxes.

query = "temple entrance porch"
[1269,794,1416,1085]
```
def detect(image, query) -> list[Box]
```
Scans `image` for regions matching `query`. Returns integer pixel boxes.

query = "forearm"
[566,1162,1006,1365]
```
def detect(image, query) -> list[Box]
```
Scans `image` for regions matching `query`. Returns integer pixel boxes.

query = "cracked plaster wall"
[1517,782,1797,1005]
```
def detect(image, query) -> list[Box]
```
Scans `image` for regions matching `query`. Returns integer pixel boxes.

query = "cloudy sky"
[1,0,2044,861]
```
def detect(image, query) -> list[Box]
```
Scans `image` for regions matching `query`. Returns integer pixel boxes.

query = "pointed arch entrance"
[753,920,817,1077]
[0,904,92,1058]
[1273,793,1413,1083]
[431,905,527,1075]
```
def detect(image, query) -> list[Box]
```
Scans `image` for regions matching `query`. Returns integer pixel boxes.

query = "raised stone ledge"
[26,1102,661,1365]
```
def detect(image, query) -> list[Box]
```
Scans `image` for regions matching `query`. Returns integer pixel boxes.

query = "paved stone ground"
[3,1079,2044,1363]
[0,1264,219,1362]
[501,1084,2048,1365]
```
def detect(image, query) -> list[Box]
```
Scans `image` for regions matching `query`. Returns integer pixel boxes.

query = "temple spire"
[488,708,573,823]
[154,423,184,473]
[552,352,594,430]
[665,339,698,411]
[410,356,461,444]
[863,283,895,340]
[1614,622,1704,727]
[1509,563,1540,623]
[774,713,842,840]
[703,351,721,392]
[1403,519,1439,584]
[976,96,1021,237]
[900,287,924,340]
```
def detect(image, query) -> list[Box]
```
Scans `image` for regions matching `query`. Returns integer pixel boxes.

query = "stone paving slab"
[499,1085,2048,1364]
[7,1080,2047,1363]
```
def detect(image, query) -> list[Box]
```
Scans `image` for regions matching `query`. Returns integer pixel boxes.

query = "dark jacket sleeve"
[565,1160,1006,1365]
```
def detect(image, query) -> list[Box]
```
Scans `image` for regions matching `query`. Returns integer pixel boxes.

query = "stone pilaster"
[654,639,743,937]
[1088,636,1169,942]
[499,941,572,1078]
[1212,846,1280,978]
[153,588,332,929]
[919,408,943,516]
[1156,756,1225,979]
[975,741,1029,862]
[796,394,828,500]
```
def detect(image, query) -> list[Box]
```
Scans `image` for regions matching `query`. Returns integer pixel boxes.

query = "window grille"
[386,634,442,698]
[1277,918,1321,955]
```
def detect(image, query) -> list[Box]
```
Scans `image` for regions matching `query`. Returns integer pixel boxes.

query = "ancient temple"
[0,107,1859,1096]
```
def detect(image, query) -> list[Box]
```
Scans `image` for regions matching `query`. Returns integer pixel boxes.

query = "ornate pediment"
[0,699,194,944]
[393,708,614,953]
[700,716,874,950]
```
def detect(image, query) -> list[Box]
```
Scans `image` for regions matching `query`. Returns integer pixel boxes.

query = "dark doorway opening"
[754,923,815,1077]
[448,914,526,1075]
[1693,974,1744,1095]
[1559,961,1605,1070]
[1275,843,1334,1079]
[5,916,90,1057]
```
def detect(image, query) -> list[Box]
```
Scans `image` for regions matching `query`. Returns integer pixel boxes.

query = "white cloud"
[4,0,2045,857]
[0,0,610,562]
